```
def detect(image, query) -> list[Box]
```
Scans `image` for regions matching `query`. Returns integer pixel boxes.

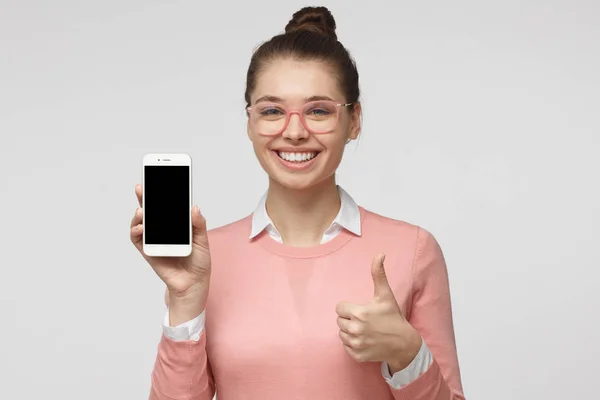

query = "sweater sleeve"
[149,329,215,400]
[389,227,466,400]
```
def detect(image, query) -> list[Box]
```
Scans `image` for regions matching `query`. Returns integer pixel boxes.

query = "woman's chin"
[268,169,336,192]
[272,175,318,191]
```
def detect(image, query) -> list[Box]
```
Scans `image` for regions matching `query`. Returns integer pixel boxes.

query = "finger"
[135,184,142,207]
[343,344,367,363]
[130,223,143,249]
[130,207,142,228]
[336,316,351,332]
[371,253,392,299]
[130,208,143,249]
[336,317,363,336]
[343,344,357,360]
[335,301,366,320]
[192,205,208,242]
[164,288,170,307]
[339,329,366,350]
[339,329,353,347]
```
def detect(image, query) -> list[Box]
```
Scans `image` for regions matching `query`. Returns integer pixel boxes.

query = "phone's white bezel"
[142,153,192,257]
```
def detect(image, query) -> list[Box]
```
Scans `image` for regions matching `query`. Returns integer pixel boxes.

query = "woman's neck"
[265,177,341,247]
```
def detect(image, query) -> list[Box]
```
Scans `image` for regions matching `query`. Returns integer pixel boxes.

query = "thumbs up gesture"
[335,253,423,374]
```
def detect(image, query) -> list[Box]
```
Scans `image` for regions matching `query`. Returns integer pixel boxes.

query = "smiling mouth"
[275,151,320,163]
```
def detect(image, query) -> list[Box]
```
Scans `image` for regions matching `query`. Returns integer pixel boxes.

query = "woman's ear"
[349,102,362,140]
[247,117,253,141]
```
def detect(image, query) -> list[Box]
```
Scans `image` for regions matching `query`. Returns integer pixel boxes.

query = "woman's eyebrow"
[305,95,335,102]
[254,95,335,104]
[255,95,285,103]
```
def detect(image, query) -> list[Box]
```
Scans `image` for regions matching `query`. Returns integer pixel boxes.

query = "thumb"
[371,253,392,299]
[192,205,208,242]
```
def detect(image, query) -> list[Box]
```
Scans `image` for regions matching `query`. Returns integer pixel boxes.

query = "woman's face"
[247,58,360,190]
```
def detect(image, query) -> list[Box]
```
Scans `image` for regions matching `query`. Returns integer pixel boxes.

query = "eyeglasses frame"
[246,100,353,136]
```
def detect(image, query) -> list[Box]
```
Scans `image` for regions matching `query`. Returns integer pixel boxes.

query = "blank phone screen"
[144,165,190,245]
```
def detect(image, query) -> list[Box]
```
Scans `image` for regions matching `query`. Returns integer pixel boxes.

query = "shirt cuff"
[162,308,206,342]
[381,338,433,389]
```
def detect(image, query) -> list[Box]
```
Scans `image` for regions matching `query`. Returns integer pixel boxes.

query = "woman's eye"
[260,108,284,116]
[308,108,331,116]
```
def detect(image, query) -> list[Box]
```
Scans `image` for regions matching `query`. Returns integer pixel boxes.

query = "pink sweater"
[150,207,466,400]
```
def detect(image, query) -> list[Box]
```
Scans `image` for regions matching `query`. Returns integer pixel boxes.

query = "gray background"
[1,0,599,399]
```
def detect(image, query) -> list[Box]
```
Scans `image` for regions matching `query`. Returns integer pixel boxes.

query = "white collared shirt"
[162,186,432,389]
[249,186,362,243]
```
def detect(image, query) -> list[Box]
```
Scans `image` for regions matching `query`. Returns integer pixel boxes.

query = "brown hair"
[244,6,360,109]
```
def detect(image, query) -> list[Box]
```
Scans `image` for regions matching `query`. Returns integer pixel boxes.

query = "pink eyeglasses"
[246,100,353,136]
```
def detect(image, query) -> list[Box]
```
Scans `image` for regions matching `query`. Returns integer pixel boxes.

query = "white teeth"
[277,151,318,162]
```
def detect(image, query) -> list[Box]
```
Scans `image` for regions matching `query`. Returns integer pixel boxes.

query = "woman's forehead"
[252,58,343,103]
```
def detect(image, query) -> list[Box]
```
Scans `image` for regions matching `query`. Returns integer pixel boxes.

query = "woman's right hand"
[129,184,211,317]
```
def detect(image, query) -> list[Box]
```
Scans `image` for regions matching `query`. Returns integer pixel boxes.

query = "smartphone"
[142,153,192,257]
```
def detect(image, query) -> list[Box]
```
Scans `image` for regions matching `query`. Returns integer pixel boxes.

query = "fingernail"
[381,253,386,263]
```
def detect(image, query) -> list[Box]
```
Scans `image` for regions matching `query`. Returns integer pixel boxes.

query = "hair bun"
[284,6,337,40]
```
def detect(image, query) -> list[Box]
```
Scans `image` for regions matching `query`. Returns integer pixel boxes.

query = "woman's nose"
[282,113,309,141]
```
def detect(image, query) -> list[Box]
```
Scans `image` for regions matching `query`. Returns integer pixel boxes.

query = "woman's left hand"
[335,253,423,374]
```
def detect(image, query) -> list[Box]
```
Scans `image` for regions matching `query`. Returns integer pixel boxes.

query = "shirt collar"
[249,186,361,240]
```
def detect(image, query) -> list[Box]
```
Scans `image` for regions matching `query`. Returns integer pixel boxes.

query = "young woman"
[130,6,465,400]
